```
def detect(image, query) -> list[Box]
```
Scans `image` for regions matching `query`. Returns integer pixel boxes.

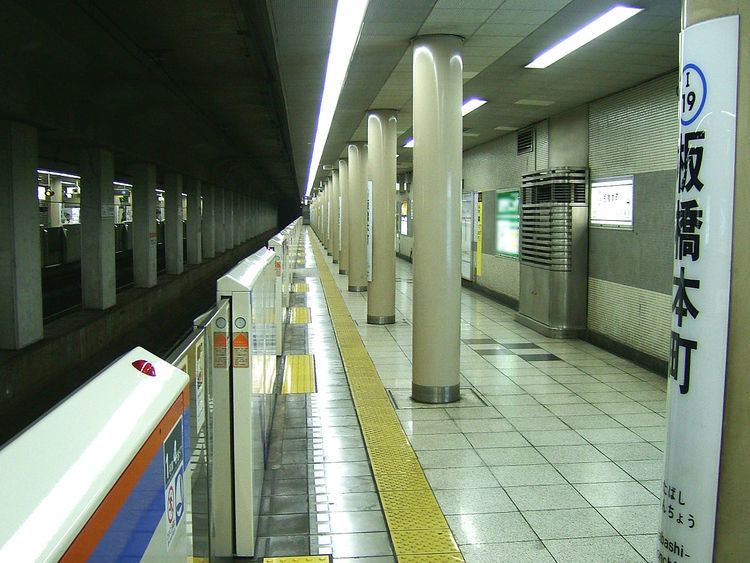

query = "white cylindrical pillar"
[347,143,368,292]
[338,159,350,274]
[331,169,340,264]
[411,34,463,403]
[366,109,397,325]
[324,179,331,253]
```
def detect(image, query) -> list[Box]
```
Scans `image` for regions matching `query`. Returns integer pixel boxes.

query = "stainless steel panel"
[518,168,589,336]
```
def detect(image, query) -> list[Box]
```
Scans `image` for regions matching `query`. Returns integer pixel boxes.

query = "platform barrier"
[0,218,303,562]
[268,218,303,354]
[216,246,279,556]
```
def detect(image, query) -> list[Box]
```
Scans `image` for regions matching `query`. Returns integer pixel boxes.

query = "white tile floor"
[313,233,666,563]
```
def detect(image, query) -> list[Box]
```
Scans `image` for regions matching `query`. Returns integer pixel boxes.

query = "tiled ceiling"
[271,0,680,194]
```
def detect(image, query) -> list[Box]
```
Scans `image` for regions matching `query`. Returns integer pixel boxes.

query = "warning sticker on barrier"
[163,417,185,550]
[233,331,250,368]
[213,332,228,369]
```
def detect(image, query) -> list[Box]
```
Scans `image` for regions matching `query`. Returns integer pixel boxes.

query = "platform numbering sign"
[659,16,738,563]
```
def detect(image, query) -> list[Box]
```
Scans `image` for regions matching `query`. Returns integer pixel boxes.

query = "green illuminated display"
[495,191,520,257]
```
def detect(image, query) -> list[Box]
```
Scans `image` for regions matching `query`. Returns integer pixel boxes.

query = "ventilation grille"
[520,168,588,271]
[521,168,588,204]
[517,127,534,155]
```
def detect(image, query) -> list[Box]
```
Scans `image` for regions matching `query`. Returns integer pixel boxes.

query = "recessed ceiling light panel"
[515,99,555,106]
[461,98,487,116]
[525,6,643,70]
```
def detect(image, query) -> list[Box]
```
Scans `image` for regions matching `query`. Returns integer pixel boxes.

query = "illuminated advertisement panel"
[496,191,519,257]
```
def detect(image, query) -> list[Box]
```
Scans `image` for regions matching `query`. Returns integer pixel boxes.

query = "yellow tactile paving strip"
[281,354,316,394]
[289,306,311,324]
[292,281,308,293]
[311,237,464,562]
[263,557,330,563]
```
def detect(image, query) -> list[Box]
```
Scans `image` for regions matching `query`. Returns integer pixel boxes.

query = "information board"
[590,177,633,228]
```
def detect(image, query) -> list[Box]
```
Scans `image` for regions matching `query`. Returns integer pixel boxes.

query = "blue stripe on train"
[88,409,190,561]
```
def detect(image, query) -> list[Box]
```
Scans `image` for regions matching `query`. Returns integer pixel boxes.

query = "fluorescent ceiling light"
[525,6,643,69]
[304,0,369,197]
[461,98,487,116]
[515,99,555,106]
[113,181,133,188]
[494,126,517,131]
[403,138,414,148]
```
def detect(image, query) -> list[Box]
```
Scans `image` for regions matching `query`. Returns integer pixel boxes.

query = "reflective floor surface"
[310,228,665,563]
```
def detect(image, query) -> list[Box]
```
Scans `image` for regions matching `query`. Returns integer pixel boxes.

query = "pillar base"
[411,383,460,404]
[349,285,367,292]
[367,314,395,325]
[339,269,347,275]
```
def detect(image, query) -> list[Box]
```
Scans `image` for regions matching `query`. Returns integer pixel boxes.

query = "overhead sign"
[660,15,738,563]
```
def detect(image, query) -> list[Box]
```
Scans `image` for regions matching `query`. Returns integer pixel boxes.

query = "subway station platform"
[260,227,666,562]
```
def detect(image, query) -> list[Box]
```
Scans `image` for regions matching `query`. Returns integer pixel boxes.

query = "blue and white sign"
[660,15,738,563]
[164,417,185,550]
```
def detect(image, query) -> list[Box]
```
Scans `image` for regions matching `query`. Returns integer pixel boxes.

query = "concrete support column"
[244,196,251,241]
[131,162,158,288]
[164,172,184,275]
[668,2,750,559]
[0,121,42,348]
[338,159,350,274]
[80,147,116,310]
[366,109,397,325]
[186,177,202,265]
[347,143,368,292]
[411,34,463,403]
[202,183,216,259]
[226,191,235,249]
[331,170,341,263]
[48,178,63,227]
[232,191,241,246]
[215,187,226,253]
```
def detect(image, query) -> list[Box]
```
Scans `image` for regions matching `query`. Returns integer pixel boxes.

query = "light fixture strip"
[526,6,643,69]
[461,98,487,116]
[304,0,369,197]
[404,97,486,148]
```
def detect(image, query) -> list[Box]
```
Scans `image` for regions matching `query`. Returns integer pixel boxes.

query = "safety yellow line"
[310,233,464,562]
[263,557,329,563]
[289,306,311,324]
[281,354,316,394]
